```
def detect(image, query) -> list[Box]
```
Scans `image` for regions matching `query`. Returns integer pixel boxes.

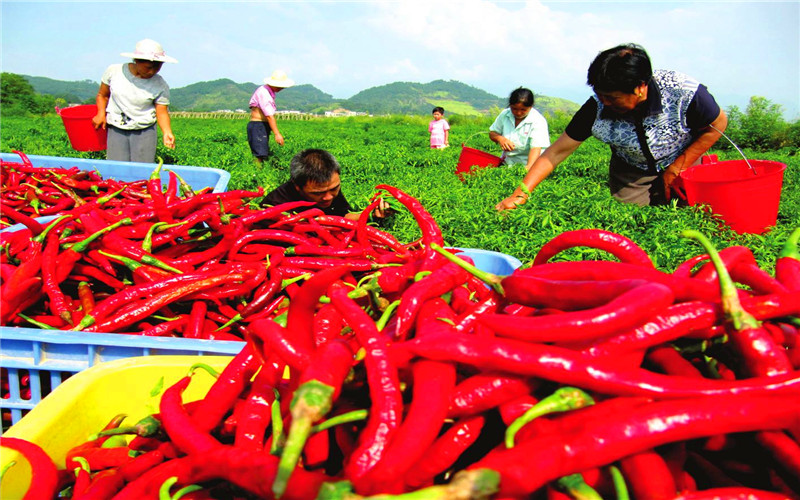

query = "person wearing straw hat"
[489,87,551,171]
[496,43,727,210]
[92,39,178,163]
[248,69,295,164]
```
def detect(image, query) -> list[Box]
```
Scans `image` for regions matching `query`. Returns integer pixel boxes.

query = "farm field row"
[1,114,797,271]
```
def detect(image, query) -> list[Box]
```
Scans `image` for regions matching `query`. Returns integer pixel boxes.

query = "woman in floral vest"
[496,43,727,210]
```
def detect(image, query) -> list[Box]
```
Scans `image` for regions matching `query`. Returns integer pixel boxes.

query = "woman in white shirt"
[93,39,177,163]
[489,87,551,172]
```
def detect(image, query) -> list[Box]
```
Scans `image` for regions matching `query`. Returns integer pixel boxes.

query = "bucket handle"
[461,131,489,148]
[709,125,758,175]
[55,106,62,116]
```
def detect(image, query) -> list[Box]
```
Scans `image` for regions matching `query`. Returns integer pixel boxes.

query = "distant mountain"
[21,74,579,117]
[342,79,502,116]
[22,75,98,104]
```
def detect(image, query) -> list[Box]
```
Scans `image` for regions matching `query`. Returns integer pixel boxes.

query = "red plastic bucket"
[57,105,107,152]
[680,159,786,234]
[456,145,501,178]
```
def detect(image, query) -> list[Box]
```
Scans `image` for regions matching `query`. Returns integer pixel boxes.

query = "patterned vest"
[591,70,700,172]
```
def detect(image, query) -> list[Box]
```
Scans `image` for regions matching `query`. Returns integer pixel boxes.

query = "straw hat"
[121,39,178,63]
[263,70,295,88]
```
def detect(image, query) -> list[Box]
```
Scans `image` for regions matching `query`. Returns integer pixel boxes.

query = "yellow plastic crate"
[0,355,232,499]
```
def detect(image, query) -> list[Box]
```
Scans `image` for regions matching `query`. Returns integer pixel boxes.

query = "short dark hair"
[508,87,535,107]
[290,149,341,188]
[432,106,445,114]
[587,43,652,94]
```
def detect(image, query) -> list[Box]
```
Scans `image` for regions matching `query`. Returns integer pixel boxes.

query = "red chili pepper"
[75,468,125,500]
[480,282,674,343]
[532,228,654,267]
[580,301,719,359]
[454,293,500,334]
[376,184,443,247]
[315,215,409,256]
[312,303,345,347]
[113,445,327,500]
[394,262,468,340]
[472,393,800,497]
[160,373,222,455]
[329,283,403,483]
[619,450,677,500]
[273,339,354,497]
[516,260,731,303]
[0,437,60,500]
[360,298,458,494]
[403,415,486,489]
[77,281,96,314]
[118,449,165,482]
[85,273,247,333]
[684,230,793,378]
[287,266,351,353]
[191,345,260,433]
[245,318,312,372]
[393,333,800,398]
[671,487,793,500]
[233,363,280,451]
[0,203,44,235]
[68,446,131,471]
[448,372,538,419]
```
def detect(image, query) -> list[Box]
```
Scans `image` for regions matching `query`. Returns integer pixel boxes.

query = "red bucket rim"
[680,159,786,184]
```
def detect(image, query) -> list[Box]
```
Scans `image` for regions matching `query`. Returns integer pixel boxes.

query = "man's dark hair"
[587,43,652,94]
[289,149,341,188]
[432,106,445,114]
[508,87,535,107]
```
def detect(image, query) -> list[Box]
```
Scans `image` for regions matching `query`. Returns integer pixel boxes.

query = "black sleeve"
[686,84,721,130]
[564,98,598,142]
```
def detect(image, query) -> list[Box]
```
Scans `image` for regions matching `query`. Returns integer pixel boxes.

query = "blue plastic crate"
[0,153,231,229]
[1,153,230,193]
[0,327,245,426]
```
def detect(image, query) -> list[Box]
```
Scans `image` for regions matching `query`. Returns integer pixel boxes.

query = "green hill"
[342,79,501,116]
[21,74,579,116]
[22,75,98,104]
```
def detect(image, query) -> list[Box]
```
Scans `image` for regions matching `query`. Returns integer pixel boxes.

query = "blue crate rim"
[452,246,523,270]
[0,153,230,185]
[0,326,245,353]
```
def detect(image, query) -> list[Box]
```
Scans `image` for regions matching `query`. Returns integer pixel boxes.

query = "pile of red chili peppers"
[1,152,800,499]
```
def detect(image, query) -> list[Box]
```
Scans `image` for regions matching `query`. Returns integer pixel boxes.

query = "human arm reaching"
[495,133,583,211]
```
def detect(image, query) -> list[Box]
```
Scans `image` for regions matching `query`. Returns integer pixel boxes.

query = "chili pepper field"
[1,115,800,500]
[1,114,798,270]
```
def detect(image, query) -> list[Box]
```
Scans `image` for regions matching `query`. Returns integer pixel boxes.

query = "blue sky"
[2,0,798,119]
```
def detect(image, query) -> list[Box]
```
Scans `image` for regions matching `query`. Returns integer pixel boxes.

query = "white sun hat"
[263,70,295,88]
[121,39,178,63]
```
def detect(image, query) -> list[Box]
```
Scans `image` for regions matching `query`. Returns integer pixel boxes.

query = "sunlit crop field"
[2,114,797,270]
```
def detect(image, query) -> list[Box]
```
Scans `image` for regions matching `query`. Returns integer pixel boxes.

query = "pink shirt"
[249,85,277,116]
[429,118,450,147]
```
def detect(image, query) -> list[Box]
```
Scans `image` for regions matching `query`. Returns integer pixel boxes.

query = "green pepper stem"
[189,363,220,378]
[17,313,57,330]
[681,230,759,330]
[505,387,594,448]
[778,227,800,260]
[556,473,604,500]
[376,300,401,331]
[159,476,178,500]
[312,409,369,434]
[609,465,630,500]
[274,380,336,499]
[430,243,504,295]
[270,388,285,456]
